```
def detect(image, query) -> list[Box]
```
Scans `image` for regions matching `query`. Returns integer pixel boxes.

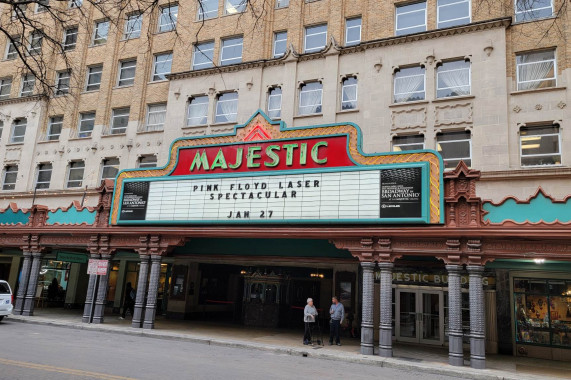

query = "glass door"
[420,291,443,344]
[396,290,418,343]
[396,288,444,345]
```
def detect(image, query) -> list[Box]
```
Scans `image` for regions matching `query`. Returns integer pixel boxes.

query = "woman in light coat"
[303,298,318,344]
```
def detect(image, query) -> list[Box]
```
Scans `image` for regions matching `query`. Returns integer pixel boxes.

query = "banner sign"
[56,251,88,264]
[111,111,444,225]
[87,259,108,276]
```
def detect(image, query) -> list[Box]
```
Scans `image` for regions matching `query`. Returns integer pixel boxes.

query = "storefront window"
[514,278,571,347]
[39,260,71,302]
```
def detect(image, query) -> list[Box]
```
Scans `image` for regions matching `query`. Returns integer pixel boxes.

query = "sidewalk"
[6,309,571,380]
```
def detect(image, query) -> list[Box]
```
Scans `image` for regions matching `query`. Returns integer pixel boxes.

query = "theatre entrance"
[396,287,444,345]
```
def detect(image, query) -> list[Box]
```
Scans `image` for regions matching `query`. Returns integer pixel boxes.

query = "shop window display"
[514,278,571,347]
[38,260,71,303]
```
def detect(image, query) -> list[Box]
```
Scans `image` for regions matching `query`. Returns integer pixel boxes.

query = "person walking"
[119,282,135,320]
[329,296,344,346]
[303,298,318,345]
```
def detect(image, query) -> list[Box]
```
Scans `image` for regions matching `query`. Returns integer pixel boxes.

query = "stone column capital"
[467,265,485,274]
[360,262,376,271]
[445,264,463,273]
[150,254,163,263]
[378,262,394,271]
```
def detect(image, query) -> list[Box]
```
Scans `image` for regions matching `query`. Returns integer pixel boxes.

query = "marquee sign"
[110,111,444,225]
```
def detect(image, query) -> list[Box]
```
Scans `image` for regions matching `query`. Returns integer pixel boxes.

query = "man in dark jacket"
[119,282,135,319]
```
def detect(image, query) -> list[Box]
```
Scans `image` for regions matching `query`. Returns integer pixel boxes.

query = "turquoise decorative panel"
[47,207,96,225]
[483,192,571,224]
[0,209,30,225]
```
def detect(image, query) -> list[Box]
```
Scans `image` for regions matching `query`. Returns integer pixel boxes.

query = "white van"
[0,280,13,321]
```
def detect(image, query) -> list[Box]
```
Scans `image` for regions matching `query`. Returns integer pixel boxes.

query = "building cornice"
[0,94,46,107]
[480,167,571,181]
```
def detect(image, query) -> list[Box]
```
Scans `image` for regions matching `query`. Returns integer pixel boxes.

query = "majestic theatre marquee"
[110,111,444,225]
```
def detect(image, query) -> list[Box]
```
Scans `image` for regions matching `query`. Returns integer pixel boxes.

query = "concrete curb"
[6,315,552,380]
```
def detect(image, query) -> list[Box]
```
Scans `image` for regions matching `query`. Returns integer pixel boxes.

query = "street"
[0,320,464,380]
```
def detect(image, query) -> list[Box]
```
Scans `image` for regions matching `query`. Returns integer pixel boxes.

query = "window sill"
[137,129,164,134]
[148,80,169,85]
[102,132,126,138]
[155,29,176,35]
[114,84,134,90]
[389,100,429,108]
[68,136,92,141]
[512,15,557,26]
[37,139,59,144]
[6,142,24,146]
[337,108,359,114]
[275,6,288,10]
[182,124,208,129]
[194,16,217,23]
[222,11,246,18]
[432,95,475,103]
[82,90,100,94]
[510,86,566,96]
[520,164,563,169]
[212,121,237,127]
[294,113,323,119]
[89,43,107,48]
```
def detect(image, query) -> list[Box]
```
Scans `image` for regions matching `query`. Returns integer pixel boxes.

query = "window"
[345,17,361,46]
[93,20,109,46]
[158,5,178,32]
[299,82,322,115]
[225,0,246,15]
[36,0,49,13]
[101,158,120,180]
[78,112,95,138]
[515,0,552,22]
[10,118,26,143]
[124,14,142,39]
[20,74,35,97]
[67,161,85,188]
[273,31,287,58]
[437,0,470,28]
[118,60,136,87]
[394,66,425,103]
[2,165,18,191]
[152,53,172,81]
[47,116,63,141]
[516,50,556,91]
[341,77,357,110]
[0,78,12,99]
[63,27,78,51]
[56,70,71,95]
[215,92,238,123]
[392,135,425,151]
[0,121,3,140]
[436,60,470,98]
[437,131,471,169]
[12,3,26,18]
[35,163,52,189]
[520,125,561,166]
[146,103,166,131]
[5,36,20,60]
[187,96,209,126]
[276,0,289,8]
[110,108,130,134]
[138,155,158,168]
[514,277,571,348]
[192,42,214,70]
[304,24,327,53]
[267,87,282,119]
[396,2,427,36]
[197,0,218,20]
[86,65,103,91]
[69,0,82,8]
[28,31,43,55]
[220,37,243,65]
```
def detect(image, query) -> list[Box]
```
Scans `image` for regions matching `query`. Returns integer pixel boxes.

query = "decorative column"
[143,255,162,329]
[82,254,100,322]
[360,262,375,355]
[378,262,394,357]
[446,264,464,366]
[22,252,43,316]
[14,251,32,315]
[132,255,150,328]
[468,265,486,369]
[92,255,112,324]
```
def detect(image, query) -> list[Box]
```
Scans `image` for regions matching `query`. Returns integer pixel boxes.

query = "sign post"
[87,259,108,323]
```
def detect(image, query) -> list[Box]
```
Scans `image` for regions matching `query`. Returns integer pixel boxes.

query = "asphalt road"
[0,319,463,380]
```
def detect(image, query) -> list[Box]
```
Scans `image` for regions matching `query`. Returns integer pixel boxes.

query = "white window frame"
[28,31,43,56]
[152,53,173,81]
[215,92,238,123]
[187,96,209,126]
[516,50,556,91]
[267,87,282,119]
[273,31,287,58]
[66,161,85,188]
[395,2,427,36]
[436,60,471,98]
[47,116,63,141]
[392,135,425,152]
[304,24,327,53]
[276,0,289,8]
[138,155,158,168]
[519,125,561,167]
[118,59,137,87]
[0,77,12,99]
[100,158,120,181]
[35,0,49,13]
[224,0,246,15]
[109,107,130,135]
[158,4,178,32]
[5,36,20,60]
[35,163,52,189]
[85,65,103,91]
[341,77,358,110]
[68,0,83,8]
[78,112,95,138]
[515,0,553,22]
[393,67,425,103]
[20,74,35,97]
[2,165,18,191]
[197,0,218,20]
[12,3,26,19]
[437,0,471,29]
[298,82,323,115]
[437,131,472,169]
[192,42,215,70]
[62,27,78,51]
[220,37,243,66]
[56,70,71,95]
[123,13,142,39]
[146,103,167,131]
[345,17,362,46]
[10,118,26,143]
[92,20,109,46]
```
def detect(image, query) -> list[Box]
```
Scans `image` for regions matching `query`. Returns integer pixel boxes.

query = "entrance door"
[396,288,444,345]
